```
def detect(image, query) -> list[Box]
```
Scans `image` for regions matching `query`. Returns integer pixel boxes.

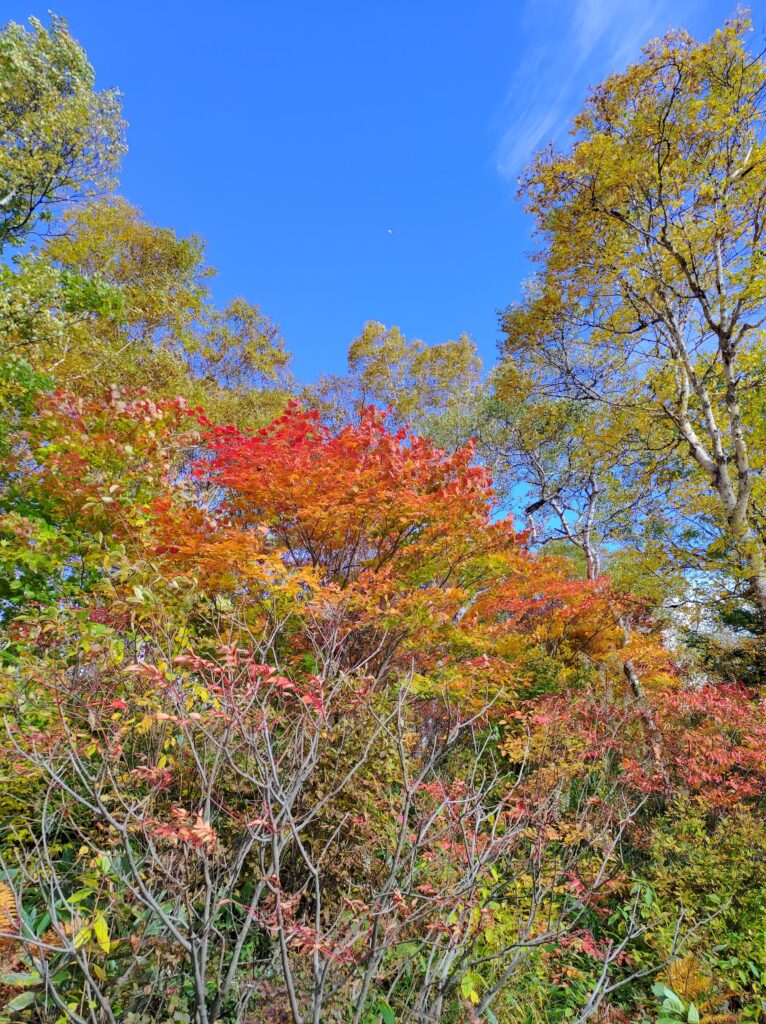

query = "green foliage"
[9,196,294,430]
[0,15,125,248]
[645,802,766,1017]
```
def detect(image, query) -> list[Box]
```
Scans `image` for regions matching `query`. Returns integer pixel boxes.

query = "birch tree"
[501,17,766,630]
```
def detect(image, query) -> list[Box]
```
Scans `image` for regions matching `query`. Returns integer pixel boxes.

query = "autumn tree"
[0,194,293,429]
[0,14,290,433]
[500,16,766,631]
[304,320,483,446]
[0,15,124,249]
[0,387,677,1023]
[3,10,766,1022]
[38,198,293,425]
[0,378,752,1021]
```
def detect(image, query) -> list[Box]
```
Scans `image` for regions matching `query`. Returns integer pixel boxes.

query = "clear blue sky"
[6,0,742,381]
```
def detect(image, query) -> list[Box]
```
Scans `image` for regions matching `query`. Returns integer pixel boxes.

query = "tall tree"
[500,17,766,630]
[0,15,124,249]
[305,320,483,446]
[482,370,615,581]
[3,197,293,428]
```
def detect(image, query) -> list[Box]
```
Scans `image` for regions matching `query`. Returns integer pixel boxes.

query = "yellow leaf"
[93,915,110,954]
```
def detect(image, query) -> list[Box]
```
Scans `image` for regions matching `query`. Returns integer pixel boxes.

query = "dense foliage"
[1,11,765,1024]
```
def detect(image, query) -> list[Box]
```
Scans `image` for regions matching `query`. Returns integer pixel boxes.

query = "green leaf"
[3,991,37,1012]
[687,1005,700,1024]
[67,888,94,905]
[377,1001,395,1024]
[0,972,40,988]
[665,993,685,1015]
[460,972,483,1005]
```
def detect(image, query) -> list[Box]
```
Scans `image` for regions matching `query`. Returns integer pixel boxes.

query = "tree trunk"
[740,529,766,634]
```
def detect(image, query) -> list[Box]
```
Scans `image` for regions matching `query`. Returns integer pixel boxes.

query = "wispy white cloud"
[573,0,614,60]
[494,0,697,181]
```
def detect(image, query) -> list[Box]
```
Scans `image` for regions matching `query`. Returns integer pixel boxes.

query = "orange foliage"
[10,390,668,717]
[197,404,500,581]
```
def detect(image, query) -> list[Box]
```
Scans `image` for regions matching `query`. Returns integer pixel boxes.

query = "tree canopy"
[0,11,766,1024]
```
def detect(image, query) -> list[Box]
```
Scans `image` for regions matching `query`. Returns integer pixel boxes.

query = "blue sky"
[6,0,742,381]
